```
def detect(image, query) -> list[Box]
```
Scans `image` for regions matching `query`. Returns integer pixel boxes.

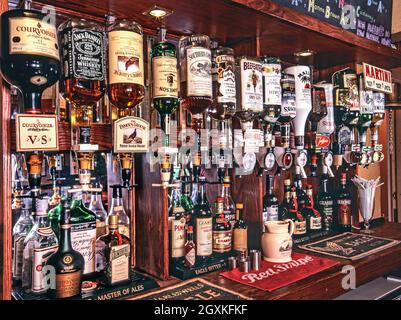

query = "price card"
[114,116,149,153]
[16,114,59,151]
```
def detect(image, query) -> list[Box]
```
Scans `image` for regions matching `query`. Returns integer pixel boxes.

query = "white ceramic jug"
[261,219,294,263]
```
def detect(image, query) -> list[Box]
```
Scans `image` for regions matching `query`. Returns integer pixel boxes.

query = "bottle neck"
[36,215,49,228]
[321,179,329,193]
[266,176,274,195]
[196,183,208,205]
[90,193,105,210]
[59,224,73,252]
[23,91,43,114]
[187,232,193,242]
[111,195,124,208]
[221,184,231,198]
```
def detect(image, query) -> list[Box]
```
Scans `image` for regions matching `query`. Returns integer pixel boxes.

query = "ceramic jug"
[261,219,294,263]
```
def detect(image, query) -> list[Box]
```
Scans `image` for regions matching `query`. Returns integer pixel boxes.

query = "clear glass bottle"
[88,185,108,239]
[22,198,58,294]
[107,185,130,238]
[12,196,34,283]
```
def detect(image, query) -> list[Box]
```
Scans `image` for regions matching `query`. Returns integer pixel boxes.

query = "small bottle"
[107,185,130,238]
[336,173,352,232]
[212,197,232,255]
[302,185,322,233]
[47,200,84,299]
[184,225,196,268]
[12,197,34,283]
[232,203,248,252]
[88,185,108,239]
[97,215,131,287]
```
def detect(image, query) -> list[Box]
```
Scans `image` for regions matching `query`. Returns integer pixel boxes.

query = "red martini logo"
[315,135,331,148]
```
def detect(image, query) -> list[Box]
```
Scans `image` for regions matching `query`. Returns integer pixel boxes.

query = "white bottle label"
[262,63,282,105]
[216,54,236,103]
[343,74,360,111]
[9,17,60,60]
[171,218,186,258]
[317,84,335,135]
[32,245,58,293]
[263,205,279,222]
[360,90,374,114]
[71,221,96,274]
[108,30,144,85]
[13,235,26,279]
[309,216,322,230]
[196,217,212,256]
[110,244,130,284]
[153,56,178,98]
[240,59,263,112]
[186,47,212,97]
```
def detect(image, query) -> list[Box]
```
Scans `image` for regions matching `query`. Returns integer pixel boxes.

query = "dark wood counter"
[142,223,401,300]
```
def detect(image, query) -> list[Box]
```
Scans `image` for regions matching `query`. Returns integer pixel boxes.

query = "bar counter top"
[141,223,401,300]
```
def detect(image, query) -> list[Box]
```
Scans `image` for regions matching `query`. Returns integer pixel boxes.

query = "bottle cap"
[236,203,243,209]
[36,198,49,216]
[108,215,118,228]
[187,225,193,232]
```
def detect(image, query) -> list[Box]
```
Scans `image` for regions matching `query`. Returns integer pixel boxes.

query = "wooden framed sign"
[362,63,392,94]
[113,116,149,153]
[16,114,59,151]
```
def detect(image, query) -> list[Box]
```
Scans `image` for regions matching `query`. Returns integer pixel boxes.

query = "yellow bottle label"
[9,17,59,60]
[108,30,144,85]
[233,228,247,251]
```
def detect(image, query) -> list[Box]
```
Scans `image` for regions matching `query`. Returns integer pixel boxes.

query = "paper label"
[153,56,178,98]
[216,54,236,103]
[71,221,96,274]
[55,270,82,298]
[213,230,232,253]
[262,63,282,105]
[240,59,263,112]
[363,63,392,94]
[110,244,130,284]
[171,218,186,258]
[13,235,26,279]
[196,217,212,256]
[186,47,212,97]
[233,228,247,251]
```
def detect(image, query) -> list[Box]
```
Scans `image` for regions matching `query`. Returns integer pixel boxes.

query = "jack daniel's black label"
[61,28,105,80]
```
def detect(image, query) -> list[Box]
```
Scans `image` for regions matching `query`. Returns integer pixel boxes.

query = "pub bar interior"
[1,0,401,304]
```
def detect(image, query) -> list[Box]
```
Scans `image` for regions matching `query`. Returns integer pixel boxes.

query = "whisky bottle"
[316,169,334,231]
[262,175,279,226]
[170,200,187,264]
[232,203,248,252]
[107,185,130,238]
[108,19,145,117]
[179,34,213,115]
[277,73,296,148]
[59,18,106,109]
[0,4,60,114]
[22,197,58,294]
[12,196,34,283]
[212,197,232,255]
[47,200,84,299]
[209,46,236,121]
[302,185,322,233]
[184,225,196,268]
[88,185,108,239]
[289,190,307,237]
[151,28,179,146]
[261,56,282,123]
[191,176,213,262]
[219,176,236,226]
[68,189,97,276]
[236,56,263,129]
[98,215,131,287]
[336,173,352,232]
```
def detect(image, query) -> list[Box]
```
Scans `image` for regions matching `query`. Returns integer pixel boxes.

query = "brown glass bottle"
[108,19,145,117]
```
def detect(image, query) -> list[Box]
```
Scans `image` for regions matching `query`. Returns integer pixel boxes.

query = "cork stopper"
[28,154,42,175]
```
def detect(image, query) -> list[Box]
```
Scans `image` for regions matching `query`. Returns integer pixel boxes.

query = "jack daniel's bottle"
[0,3,60,114]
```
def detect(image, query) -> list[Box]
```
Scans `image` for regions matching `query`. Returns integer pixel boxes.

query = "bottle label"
[373,92,385,113]
[294,220,307,235]
[281,90,296,118]
[337,199,352,225]
[71,221,97,274]
[109,244,130,285]
[292,66,312,108]
[319,201,334,222]
[240,59,263,112]
[216,54,236,103]
[343,74,359,110]
[96,220,107,238]
[62,28,105,80]
[9,17,59,60]
[233,228,247,251]
[196,217,212,256]
[118,224,130,238]
[171,218,186,258]
[360,90,374,114]
[186,47,212,97]
[309,216,322,230]
[212,230,232,253]
[109,30,144,85]
[152,56,178,98]
[263,205,279,222]
[55,270,82,299]
[32,245,58,293]
[262,63,282,105]
[185,246,196,267]
[13,235,26,279]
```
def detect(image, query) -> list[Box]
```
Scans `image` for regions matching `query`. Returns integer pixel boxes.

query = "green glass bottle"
[180,170,194,223]
[151,29,179,147]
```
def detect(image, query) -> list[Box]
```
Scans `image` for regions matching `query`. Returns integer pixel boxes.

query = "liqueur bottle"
[170,197,187,264]
[289,190,307,237]
[108,19,145,117]
[316,168,334,231]
[22,198,58,294]
[88,185,108,239]
[97,215,131,287]
[232,203,248,252]
[212,197,232,255]
[0,2,60,114]
[68,189,97,276]
[336,173,352,232]
[262,175,279,227]
[107,185,130,238]
[277,73,296,148]
[219,176,236,226]
[12,196,34,283]
[47,200,84,299]
[191,176,213,262]
[261,56,282,123]
[184,225,196,268]
[302,185,322,233]
[151,28,179,146]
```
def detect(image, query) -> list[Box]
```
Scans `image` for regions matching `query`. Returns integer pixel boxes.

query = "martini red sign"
[315,134,331,148]
[363,63,392,94]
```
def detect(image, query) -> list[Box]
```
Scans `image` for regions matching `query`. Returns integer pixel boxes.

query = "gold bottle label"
[56,271,82,299]
[108,30,144,85]
[233,228,247,251]
[9,17,59,60]
[153,56,178,98]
